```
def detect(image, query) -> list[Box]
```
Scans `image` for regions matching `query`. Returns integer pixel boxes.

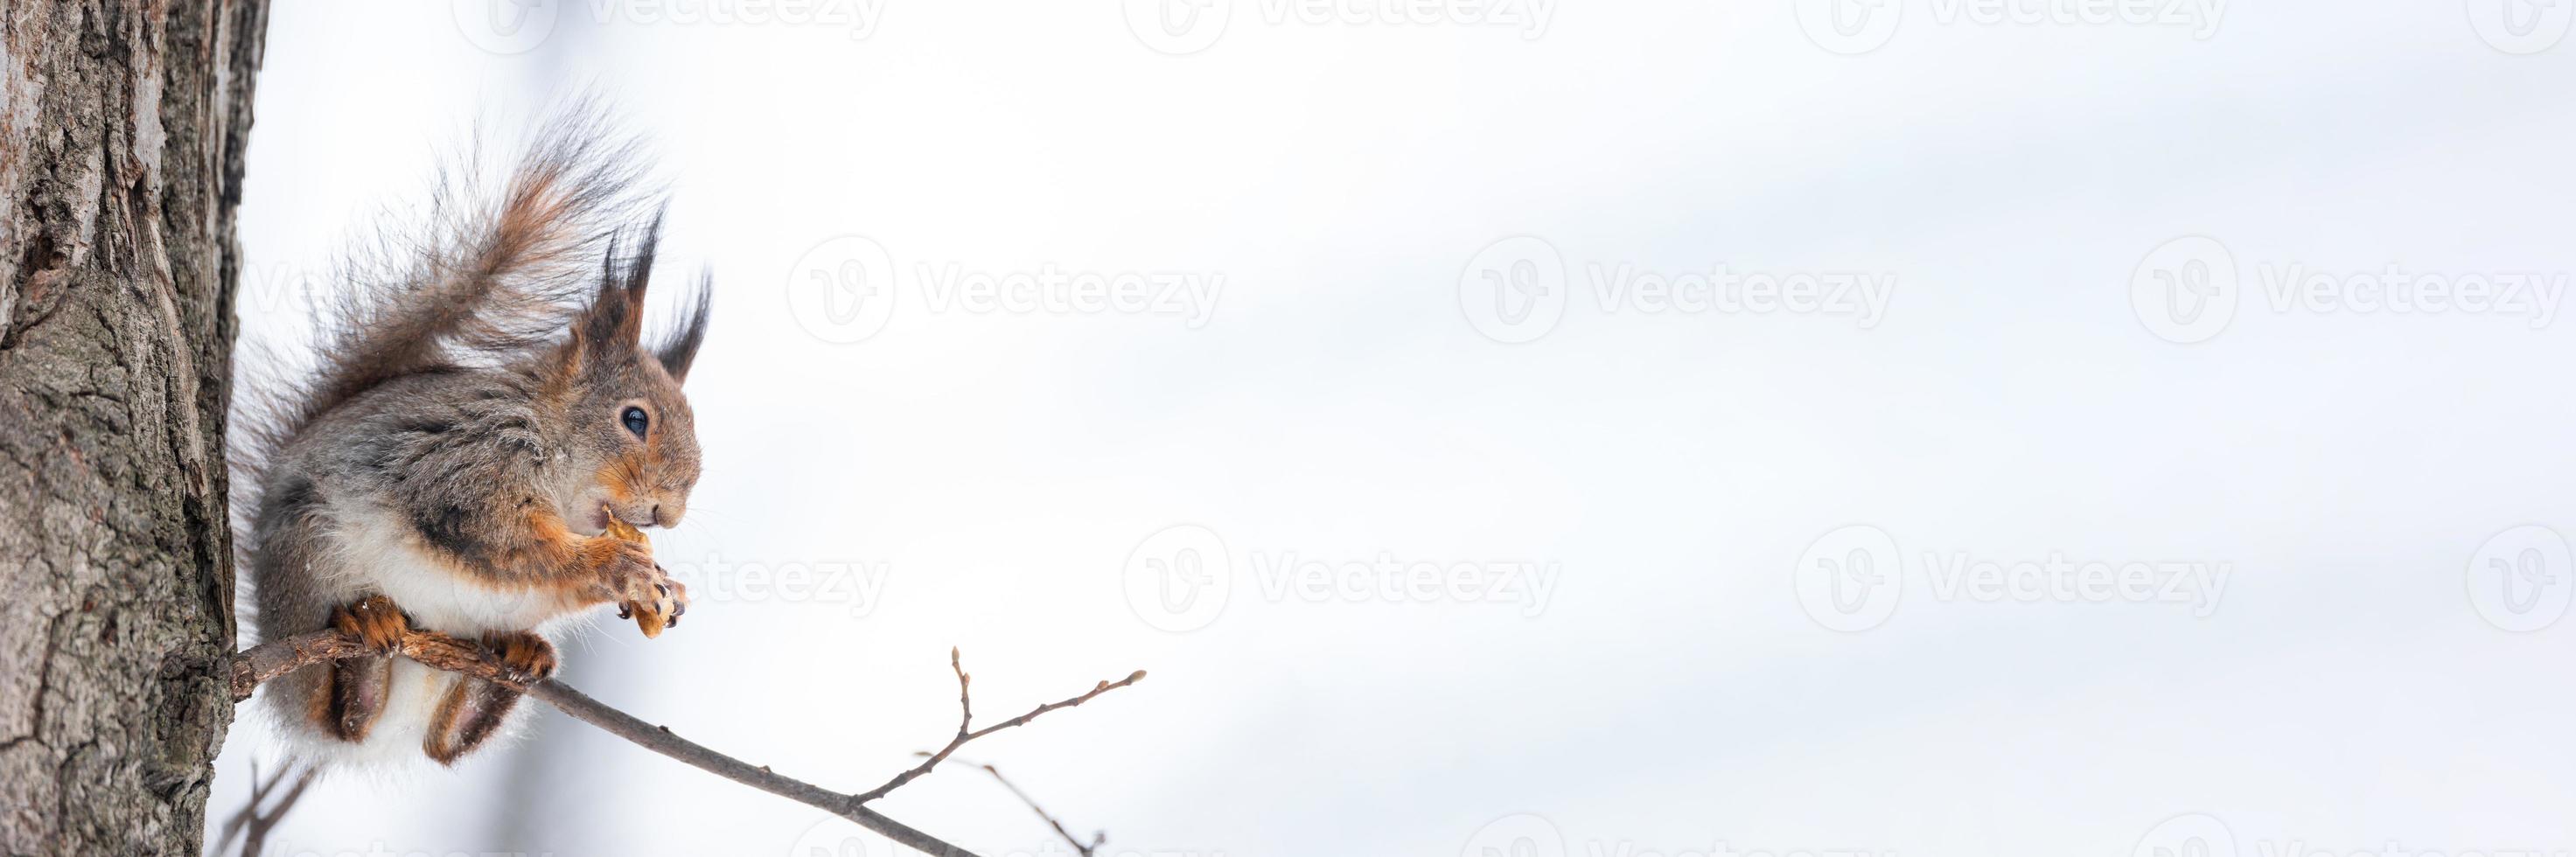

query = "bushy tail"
[229,108,655,634]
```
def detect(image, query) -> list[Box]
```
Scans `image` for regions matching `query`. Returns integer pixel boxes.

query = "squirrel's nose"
[612,505,658,529]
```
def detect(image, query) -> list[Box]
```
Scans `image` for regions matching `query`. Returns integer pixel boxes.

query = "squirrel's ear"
[653,271,712,383]
[578,221,658,354]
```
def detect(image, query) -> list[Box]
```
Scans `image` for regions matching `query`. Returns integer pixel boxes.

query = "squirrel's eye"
[620,407,650,439]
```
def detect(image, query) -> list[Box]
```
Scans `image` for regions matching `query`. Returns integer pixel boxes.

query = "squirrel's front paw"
[595,536,688,638]
[614,566,688,638]
[332,594,410,652]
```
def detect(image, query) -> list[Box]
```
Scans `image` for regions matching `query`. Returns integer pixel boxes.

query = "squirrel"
[233,113,710,766]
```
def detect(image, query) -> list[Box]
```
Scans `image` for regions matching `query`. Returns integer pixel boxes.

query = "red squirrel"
[235,113,708,766]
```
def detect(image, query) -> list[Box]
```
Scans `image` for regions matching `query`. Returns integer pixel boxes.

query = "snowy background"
[216,1,2576,855]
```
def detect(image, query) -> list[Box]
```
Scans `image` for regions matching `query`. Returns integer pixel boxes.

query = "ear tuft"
[654,269,713,383]
[578,213,662,354]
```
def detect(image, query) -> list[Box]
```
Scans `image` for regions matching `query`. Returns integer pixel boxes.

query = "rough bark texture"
[0,2,267,854]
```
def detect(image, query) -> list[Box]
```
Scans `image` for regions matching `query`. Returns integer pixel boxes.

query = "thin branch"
[925,756,1106,857]
[852,649,1148,805]
[228,629,1143,857]
[963,669,1148,743]
[228,628,486,696]
[214,758,318,857]
[853,647,972,804]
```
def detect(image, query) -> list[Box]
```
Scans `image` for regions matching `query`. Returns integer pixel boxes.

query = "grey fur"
[234,112,710,763]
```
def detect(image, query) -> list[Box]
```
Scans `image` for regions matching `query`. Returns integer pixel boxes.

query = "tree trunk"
[0,2,267,854]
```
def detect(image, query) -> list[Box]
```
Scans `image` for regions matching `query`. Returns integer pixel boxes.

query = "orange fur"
[317,596,406,741]
[331,594,409,650]
[304,666,335,728]
[422,679,477,763]
[422,631,559,764]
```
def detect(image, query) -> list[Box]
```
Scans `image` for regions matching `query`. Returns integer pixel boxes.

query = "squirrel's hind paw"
[314,593,409,742]
[314,595,409,742]
[478,631,558,685]
[422,631,555,764]
[332,594,410,652]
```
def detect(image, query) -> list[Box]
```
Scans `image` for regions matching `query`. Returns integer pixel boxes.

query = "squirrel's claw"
[625,576,687,638]
[599,516,687,638]
[333,595,411,653]
[478,631,559,685]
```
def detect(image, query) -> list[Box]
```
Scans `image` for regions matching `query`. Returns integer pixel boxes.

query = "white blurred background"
[215,1,2576,855]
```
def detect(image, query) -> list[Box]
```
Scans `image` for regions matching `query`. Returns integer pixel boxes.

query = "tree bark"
[0,2,267,854]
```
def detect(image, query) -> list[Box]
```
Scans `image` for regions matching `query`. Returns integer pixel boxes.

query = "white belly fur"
[265,498,576,767]
[332,506,569,634]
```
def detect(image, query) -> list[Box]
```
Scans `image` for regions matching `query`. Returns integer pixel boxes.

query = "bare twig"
[853,649,1148,805]
[924,756,1106,856]
[227,628,488,697]
[214,758,318,857]
[228,629,1146,857]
